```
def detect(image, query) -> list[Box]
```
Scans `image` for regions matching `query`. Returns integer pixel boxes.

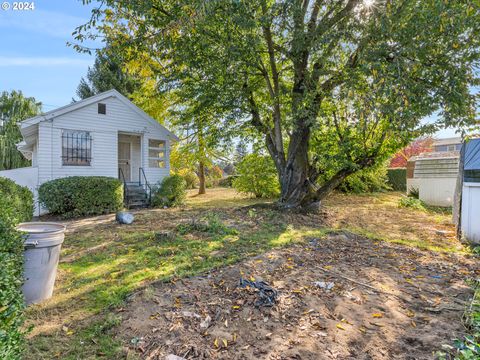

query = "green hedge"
[151,175,187,208]
[0,177,34,223]
[387,168,407,191]
[38,176,123,219]
[0,177,33,358]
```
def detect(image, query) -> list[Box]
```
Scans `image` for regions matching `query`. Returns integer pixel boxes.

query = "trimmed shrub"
[387,168,407,191]
[0,178,33,358]
[233,154,280,198]
[0,177,34,222]
[38,176,123,218]
[338,165,391,194]
[151,175,187,207]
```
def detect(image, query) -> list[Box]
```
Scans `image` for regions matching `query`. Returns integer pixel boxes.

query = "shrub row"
[0,177,33,358]
[38,176,123,219]
[387,168,407,191]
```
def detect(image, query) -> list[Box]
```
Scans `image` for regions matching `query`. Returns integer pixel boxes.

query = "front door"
[118,141,131,182]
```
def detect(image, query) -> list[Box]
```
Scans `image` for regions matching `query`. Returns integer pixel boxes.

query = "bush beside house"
[0,177,34,358]
[151,174,187,207]
[387,168,407,191]
[38,176,123,218]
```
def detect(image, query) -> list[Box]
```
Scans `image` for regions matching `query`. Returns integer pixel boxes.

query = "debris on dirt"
[116,211,134,224]
[181,311,201,319]
[199,315,211,329]
[313,281,335,291]
[119,233,477,360]
[165,354,186,360]
[238,278,278,307]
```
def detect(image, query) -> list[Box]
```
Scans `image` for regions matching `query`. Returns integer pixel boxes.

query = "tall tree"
[76,52,141,99]
[75,0,480,210]
[0,91,41,170]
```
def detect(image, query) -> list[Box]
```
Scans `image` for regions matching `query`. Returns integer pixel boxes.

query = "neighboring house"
[0,89,178,215]
[432,137,463,152]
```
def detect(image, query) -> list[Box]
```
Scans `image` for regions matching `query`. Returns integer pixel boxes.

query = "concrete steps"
[125,183,149,208]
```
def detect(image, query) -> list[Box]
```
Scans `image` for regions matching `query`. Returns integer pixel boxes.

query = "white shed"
[460,138,480,245]
[409,152,459,207]
[0,89,178,214]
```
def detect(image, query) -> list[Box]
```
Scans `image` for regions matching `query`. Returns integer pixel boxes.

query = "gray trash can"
[17,222,66,305]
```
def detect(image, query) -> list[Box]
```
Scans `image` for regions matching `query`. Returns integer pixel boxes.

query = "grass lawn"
[24,188,471,359]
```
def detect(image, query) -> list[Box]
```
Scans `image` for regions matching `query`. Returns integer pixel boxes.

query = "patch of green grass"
[398,195,452,215]
[341,226,465,254]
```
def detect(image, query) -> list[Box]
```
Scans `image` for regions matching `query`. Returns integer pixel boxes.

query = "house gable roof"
[20,89,179,141]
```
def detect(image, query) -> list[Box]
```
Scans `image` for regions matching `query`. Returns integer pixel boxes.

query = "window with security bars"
[62,130,92,166]
[148,139,166,168]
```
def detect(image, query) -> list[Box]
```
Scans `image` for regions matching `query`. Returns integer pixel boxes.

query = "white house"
[0,89,178,214]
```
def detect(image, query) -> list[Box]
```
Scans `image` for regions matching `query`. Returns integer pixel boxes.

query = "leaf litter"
[117,232,478,359]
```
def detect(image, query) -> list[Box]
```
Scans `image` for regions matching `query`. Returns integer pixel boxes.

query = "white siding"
[36,96,170,187]
[461,183,480,245]
[413,157,459,207]
[418,178,457,207]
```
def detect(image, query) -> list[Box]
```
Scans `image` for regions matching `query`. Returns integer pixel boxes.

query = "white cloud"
[0,56,92,67]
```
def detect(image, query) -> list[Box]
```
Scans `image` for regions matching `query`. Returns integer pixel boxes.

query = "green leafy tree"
[233,153,280,198]
[0,90,41,170]
[76,52,141,99]
[75,0,480,210]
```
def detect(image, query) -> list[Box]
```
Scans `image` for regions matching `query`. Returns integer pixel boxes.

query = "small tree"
[389,137,434,168]
[0,91,41,170]
[233,154,280,198]
[76,52,141,100]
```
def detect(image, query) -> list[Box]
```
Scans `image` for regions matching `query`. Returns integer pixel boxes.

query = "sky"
[0,0,467,138]
[0,0,96,110]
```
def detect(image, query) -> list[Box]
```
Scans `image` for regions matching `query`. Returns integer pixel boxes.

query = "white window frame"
[148,139,166,168]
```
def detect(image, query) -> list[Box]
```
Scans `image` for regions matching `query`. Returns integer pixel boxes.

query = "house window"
[62,130,92,166]
[98,103,106,115]
[148,139,166,168]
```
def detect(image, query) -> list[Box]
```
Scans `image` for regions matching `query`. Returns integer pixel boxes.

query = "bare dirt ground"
[119,232,478,360]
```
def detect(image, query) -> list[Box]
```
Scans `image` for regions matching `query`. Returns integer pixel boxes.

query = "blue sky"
[0,1,466,138]
[0,0,96,110]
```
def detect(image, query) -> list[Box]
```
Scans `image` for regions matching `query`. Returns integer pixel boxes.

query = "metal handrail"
[139,167,152,204]
[118,167,129,207]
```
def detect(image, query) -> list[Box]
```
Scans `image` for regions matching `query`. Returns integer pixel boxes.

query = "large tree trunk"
[277,127,312,209]
[198,161,206,195]
[274,126,353,211]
